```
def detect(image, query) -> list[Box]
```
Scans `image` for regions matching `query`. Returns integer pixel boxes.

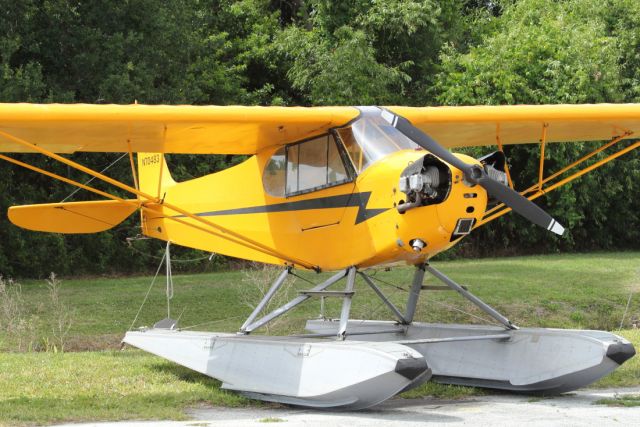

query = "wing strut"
[495,123,514,189]
[0,129,318,270]
[478,131,639,228]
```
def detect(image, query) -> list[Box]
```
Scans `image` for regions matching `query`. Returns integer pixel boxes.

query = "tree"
[1,0,638,277]
[275,0,471,105]
[435,0,640,254]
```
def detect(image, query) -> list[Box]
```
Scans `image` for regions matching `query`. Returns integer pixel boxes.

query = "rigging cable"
[618,292,633,331]
[60,153,128,202]
[363,269,500,327]
[128,245,167,331]
[125,239,215,263]
[165,241,174,319]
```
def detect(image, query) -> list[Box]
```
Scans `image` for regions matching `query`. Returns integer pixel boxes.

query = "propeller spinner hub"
[465,165,484,184]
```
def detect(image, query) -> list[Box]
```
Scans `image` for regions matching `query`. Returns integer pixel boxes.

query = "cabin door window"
[284,134,351,197]
[262,133,356,230]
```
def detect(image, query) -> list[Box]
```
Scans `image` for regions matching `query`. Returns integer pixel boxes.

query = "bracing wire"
[618,292,633,331]
[60,153,128,202]
[289,271,317,286]
[126,241,215,263]
[165,241,174,319]
[179,315,244,331]
[361,270,409,293]
[128,244,167,331]
[432,300,501,327]
[362,269,499,327]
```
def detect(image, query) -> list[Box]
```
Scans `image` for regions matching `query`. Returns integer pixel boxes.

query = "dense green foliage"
[0,0,638,277]
[436,0,640,255]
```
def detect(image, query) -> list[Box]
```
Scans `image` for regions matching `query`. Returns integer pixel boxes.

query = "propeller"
[381,110,565,236]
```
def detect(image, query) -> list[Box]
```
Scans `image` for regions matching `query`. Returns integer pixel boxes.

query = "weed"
[0,276,36,351]
[45,273,74,352]
[569,310,585,324]
[594,394,640,407]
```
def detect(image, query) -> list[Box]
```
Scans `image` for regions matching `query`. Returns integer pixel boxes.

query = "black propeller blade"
[381,110,565,236]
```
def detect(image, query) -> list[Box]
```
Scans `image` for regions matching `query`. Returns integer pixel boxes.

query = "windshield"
[336,107,420,173]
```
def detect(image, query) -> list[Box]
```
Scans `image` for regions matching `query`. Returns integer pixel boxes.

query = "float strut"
[239,267,290,334]
[337,267,357,339]
[242,268,349,334]
[425,263,518,330]
[359,273,407,324]
[404,264,426,324]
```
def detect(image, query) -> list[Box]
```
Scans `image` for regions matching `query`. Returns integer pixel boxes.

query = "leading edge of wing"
[0,104,360,155]
[387,104,640,148]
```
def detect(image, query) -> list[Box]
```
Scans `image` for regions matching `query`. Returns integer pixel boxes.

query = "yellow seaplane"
[0,103,638,409]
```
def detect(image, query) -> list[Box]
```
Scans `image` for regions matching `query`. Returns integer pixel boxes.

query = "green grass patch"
[400,381,486,400]
[0,350,252,426]
[4,252,640,351]
[594,394,640,407]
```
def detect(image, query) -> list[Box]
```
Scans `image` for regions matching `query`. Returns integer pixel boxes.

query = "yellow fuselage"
[141,149,488,271]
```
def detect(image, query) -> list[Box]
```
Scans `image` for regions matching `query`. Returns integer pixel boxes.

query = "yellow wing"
[1,103,639,155]
[0,104,359,154]
[387,104,640,147]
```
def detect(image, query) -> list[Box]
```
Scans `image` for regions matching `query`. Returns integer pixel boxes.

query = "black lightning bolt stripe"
[176,192,387,225]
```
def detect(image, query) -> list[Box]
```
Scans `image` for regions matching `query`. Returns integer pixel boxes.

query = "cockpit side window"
[262,134,352,198]
[263,147,286,197]
[337,127,368,173]
[286,134,352,196]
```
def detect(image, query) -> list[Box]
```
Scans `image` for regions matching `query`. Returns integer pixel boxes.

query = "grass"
[1,252,639,424]
[400,381,486,400]
[8,251,640,351]
[1,329,637,425]
[0,351,251,427]
[595,394,640,407]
